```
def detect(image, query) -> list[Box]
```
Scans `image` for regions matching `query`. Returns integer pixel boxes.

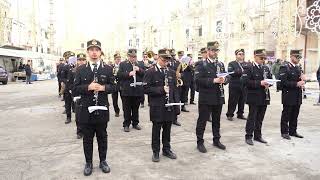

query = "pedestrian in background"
[272,59,282,92]
[25,60,32,84]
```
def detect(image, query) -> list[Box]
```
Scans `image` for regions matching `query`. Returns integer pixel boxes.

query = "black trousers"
[180,85,190,104]
[152,121,172,153]
[58,79,61,94]
[189,80,195,103]
[112,91,120,114]
[226,87,245,117]
[196,104,222,145]
[140,95,145,105]
[121,96,140,127]
[280,105,300,134]
[74,101,82,135]
[64,91,74,118]
[82,122,108,163]
[245,105,267,139]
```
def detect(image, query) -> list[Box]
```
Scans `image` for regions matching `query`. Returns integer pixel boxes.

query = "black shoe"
[163,150,177,159]
[83,163,93,176]
[237,115,247,120]
[173,121,181,126]
[190,101,196,105]
[140,104,144,108]
[152,152,160,162]
[281,134,291,140]
[303,95,307,99]
[207,119,212,122]
[184,102,189,105]
[245,139,254,145]
[197,144,207,153]
[115,112,120,117]
[181,106,189,112]
[99,161,111,173]
[227,116,233,121]
[213,141,226,150]
[133,125,141,130]
[124,126,130,132]
[77,134,83,139]
[290,132,304,138]
[254,137,268,144]
[65,118,71,124]
[62,110,66,114]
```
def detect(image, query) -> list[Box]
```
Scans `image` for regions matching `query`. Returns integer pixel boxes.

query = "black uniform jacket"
[144,65,179,122]
[117,60,145,96]
[194,59,228,105]
[242,63,272,105]
[279,63,302,105]
[74,62,116,124]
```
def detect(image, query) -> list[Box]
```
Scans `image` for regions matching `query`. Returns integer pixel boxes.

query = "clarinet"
[216,60,225,98]
[93,65,99,115]
[263,68,270,101]
[164,68,172,112]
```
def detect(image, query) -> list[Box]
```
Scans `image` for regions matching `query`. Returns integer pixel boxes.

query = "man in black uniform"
[168,49,182,126]
[57,58,65,97]
[242,49,272,145]
[194,41,228,153]
[117,49,145,132]
[111,53,121,117]
[279,50,304,140]
[73,53,87,139]
[60,51,76,124]
[144,48,178,162]
[187,53,196,105]
[178,51,192,112]
[74,39,116,176]
[226,49,247,121]
[137,52,152,108]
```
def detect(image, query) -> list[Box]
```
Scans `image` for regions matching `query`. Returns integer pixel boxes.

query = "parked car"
[0,66,8,85]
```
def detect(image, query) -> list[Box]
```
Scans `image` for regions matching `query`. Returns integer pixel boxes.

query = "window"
[136,38,139,47]
[199,25,202,37]
[81,43,84,48]
[186,29,190,38]
[129,39,132,47]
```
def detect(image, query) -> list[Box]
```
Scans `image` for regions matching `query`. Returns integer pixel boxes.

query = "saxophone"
[176,63,184,87]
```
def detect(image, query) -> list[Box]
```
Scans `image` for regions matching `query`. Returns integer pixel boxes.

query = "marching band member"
[194,41,228,153]
[279,50,304,140]
[144,48,178,162]
[74,39,116,176]
[242,49,272,145]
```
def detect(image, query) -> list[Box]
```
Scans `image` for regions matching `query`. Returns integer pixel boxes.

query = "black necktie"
[258,64,262,69]
[160,68,165,74]
[93,63,98,73]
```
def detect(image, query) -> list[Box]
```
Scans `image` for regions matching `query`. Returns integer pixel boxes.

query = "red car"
[0,66,8,85]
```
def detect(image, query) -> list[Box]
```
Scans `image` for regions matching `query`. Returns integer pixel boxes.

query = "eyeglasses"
[143,56,148,58]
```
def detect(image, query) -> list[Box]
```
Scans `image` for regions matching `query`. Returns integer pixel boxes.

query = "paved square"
[0,80,319,180]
